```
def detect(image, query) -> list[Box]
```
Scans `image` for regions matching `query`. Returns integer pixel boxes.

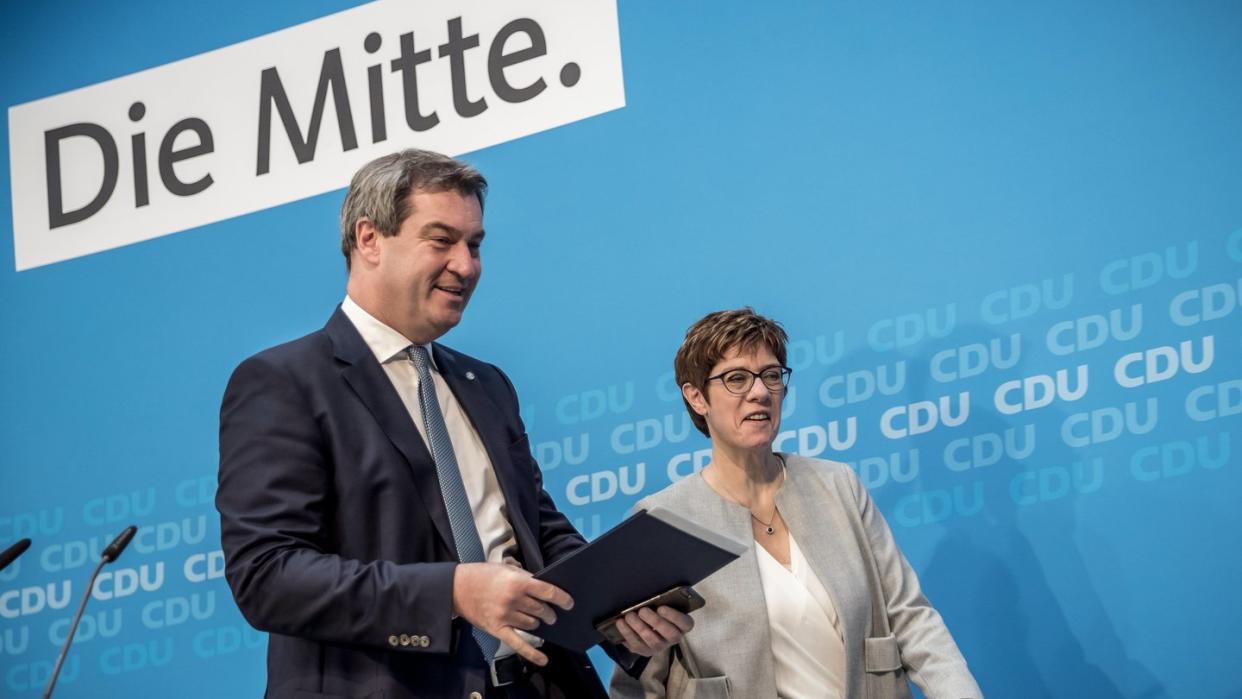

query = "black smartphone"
[594,585,705,645]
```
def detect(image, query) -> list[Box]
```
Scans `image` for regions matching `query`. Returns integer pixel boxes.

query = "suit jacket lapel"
[324,308,457,556]
[434,345,542,565]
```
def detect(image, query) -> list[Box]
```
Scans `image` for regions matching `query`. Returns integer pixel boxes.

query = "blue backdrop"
[3,2,1240,697]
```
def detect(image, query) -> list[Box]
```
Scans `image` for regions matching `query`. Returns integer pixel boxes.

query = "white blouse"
[755,535,848,699]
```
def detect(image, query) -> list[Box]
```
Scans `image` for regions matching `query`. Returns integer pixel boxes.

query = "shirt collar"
[340,295,438,371]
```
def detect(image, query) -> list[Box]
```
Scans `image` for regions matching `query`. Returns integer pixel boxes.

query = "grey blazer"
[610,455,981,699]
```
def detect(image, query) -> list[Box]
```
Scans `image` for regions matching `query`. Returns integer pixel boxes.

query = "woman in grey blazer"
[610,309,981,699]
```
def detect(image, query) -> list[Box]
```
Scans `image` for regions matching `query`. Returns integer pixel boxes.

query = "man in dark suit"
[217,150,690,698]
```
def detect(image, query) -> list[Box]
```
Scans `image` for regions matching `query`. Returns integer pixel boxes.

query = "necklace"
[750,509,778,536]
[711,455,785,536]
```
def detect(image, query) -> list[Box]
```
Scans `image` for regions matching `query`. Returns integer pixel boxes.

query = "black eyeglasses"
[705,366,792,395]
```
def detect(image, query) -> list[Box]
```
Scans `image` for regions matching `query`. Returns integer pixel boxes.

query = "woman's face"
[685,344,786,453]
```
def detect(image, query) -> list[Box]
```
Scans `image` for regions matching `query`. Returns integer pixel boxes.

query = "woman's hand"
[614,605,694,656]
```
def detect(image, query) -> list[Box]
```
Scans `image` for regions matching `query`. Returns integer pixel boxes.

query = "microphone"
[101,526,137,563]
[0,538,31,572]
[43,525,138,699]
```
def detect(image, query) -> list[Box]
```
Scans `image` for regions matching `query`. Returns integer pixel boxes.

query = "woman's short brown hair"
[674,308,789,437]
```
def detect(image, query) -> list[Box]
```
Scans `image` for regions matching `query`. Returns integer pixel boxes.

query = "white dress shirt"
[340,296,526,657]
[755,535,848,699]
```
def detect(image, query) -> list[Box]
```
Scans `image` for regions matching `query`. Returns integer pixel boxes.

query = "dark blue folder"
[532,506,747,651]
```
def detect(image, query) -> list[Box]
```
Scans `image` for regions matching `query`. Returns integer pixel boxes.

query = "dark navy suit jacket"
[217,308,613,698]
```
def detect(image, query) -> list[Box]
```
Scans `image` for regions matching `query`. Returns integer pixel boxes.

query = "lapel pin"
[465,371,476,381]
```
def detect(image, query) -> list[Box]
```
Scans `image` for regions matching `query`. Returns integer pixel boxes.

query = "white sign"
[7,0,625,270]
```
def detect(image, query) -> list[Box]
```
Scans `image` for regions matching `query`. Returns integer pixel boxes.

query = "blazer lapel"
[433,345,542,565]
[682,475,779,699]
[324,308,457,556]
[776,458,871,694]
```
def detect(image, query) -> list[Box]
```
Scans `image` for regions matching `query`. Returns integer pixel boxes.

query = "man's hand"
[614,605,694,657]
[452,562,572,667]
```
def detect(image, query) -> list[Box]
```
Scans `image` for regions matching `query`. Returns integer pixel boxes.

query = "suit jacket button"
[387,635,399,647]
[399,634,411,646]
[470,692,483,699]
[420,635,430,647]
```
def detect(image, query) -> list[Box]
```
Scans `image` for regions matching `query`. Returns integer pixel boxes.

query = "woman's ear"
[682,383,709,417]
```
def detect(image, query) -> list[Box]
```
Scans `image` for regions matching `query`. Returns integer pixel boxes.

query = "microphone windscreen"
[101,526,138,563]
[0,538,32,570]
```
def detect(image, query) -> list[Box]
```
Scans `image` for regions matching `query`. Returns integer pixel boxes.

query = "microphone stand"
[42,557,108,699]
[43,525,136,699]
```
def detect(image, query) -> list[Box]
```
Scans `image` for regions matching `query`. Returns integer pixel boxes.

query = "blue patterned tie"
[407,345,501,662]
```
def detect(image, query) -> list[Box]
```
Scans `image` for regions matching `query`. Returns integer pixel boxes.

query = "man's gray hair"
[339,149,488,268]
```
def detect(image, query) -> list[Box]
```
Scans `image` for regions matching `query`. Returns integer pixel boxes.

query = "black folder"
[532,506,747,651]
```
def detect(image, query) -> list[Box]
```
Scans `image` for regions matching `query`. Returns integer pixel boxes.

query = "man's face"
[372,188,484,343]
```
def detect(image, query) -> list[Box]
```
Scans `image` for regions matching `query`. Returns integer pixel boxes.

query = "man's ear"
[354,218,382,266]
[682,383,709,417]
